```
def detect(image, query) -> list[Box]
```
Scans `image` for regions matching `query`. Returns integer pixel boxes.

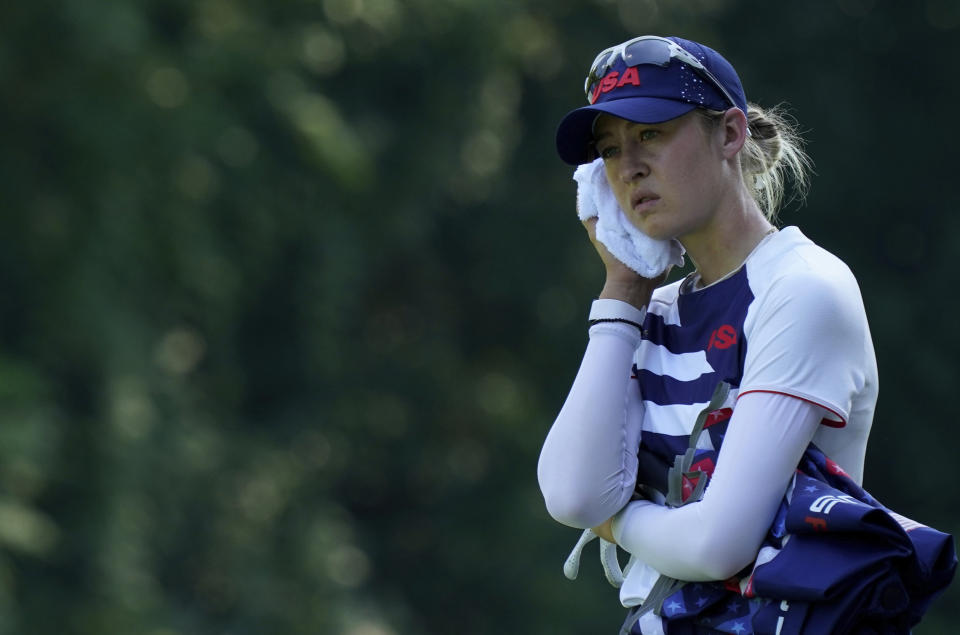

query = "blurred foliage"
[1,0,958,633]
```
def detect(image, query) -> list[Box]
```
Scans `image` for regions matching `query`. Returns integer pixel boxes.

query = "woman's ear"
[719,107,748,159]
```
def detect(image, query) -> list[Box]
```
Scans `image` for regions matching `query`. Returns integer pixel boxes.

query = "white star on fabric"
[726,599,741,612]
[665,600,682,613]
[804,485,818,493]
[730,622,746,634]
[696,596,709,607]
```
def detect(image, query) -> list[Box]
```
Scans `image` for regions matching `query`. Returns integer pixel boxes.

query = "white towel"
[574,158,684,278]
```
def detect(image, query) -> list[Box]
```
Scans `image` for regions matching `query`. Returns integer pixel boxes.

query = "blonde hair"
[700,103,813,222]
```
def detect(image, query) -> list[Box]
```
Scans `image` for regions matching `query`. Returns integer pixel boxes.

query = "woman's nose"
[618,146,648,183]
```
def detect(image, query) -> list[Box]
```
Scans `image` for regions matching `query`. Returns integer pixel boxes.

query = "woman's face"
[593,110,727,242]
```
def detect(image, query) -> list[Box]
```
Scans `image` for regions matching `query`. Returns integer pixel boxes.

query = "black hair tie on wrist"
[588,317,643,331]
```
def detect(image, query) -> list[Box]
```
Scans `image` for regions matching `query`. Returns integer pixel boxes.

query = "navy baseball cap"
[556,36,748,165]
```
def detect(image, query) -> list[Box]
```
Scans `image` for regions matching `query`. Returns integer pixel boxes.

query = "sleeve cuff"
[589,299,648,324]
[611,499,656,546]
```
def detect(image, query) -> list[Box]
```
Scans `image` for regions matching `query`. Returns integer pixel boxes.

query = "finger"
[582,216,598,240]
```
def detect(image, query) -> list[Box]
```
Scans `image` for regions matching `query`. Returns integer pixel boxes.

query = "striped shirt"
[636,226,877,484]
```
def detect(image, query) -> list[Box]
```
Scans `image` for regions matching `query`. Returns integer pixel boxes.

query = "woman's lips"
[631,194,660,214]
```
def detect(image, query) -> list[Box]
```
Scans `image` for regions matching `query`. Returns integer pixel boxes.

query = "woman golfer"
[537,35,954,634]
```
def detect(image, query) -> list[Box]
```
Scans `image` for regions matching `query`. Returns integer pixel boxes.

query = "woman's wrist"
[587,298,648,341]
[598,280,656,312]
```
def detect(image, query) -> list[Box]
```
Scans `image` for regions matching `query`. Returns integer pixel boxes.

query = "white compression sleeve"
[537,315,646,529]
[611,391,823,582]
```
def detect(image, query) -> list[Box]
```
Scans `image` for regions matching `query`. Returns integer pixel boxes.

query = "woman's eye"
[599,146,619,159]
[639,129,659,141]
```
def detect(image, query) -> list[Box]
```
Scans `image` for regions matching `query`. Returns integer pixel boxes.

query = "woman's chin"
[629,217,671,241]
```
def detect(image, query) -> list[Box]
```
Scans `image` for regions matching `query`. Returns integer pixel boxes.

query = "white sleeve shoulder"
[741,266,876,425]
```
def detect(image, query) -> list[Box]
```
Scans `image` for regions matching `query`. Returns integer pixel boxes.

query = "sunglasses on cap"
[583,35,739,109]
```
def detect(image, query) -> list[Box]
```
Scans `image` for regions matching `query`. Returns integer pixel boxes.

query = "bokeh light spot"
[155,327,207,375]
[326,545,371,587]
[145,67,190,108]
[174,155,220,201]
[302,26,347,75]
[324,0,364,25]
[461,130,503,178]
[476,371,521,418]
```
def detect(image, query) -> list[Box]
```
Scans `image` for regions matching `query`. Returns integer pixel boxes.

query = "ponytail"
[699,103,813,221]
[741,103,813,221]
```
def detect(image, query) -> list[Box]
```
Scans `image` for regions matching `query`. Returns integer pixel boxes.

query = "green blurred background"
[2,0,958,633]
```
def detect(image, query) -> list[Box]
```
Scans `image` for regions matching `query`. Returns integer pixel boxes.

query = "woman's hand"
[583,217,669,310]
[592,516,616,543]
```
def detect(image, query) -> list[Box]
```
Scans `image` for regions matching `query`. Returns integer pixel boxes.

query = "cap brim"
[555,98,697,165]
